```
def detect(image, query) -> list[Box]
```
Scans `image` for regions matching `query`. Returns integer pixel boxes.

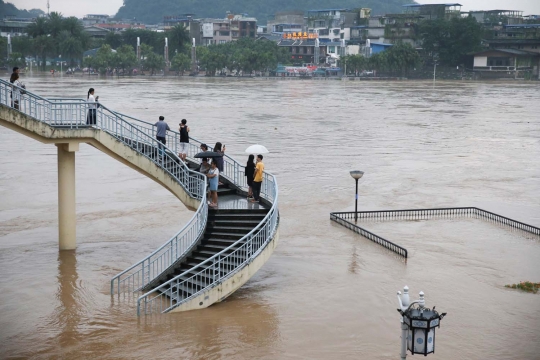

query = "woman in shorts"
[207,161,219,208]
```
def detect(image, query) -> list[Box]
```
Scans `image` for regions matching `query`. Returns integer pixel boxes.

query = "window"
[329,46,336,53]
[219,40,226,44]
[232,31,238,37]
[220,31,230,36]
[314,20,325,28]
[487,57,511,66]
[319,29,329,36]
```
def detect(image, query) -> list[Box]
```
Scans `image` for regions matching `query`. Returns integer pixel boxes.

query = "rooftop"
[307,9,349,12]
[402,3,462,7]
[504,24,540,28]
[473,48,540,56]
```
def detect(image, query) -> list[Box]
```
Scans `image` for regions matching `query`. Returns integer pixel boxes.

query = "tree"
[418,16,483,66]
[171,53,191,75]
[112,45,137,74]
[143,52,164,75]
[168,24,190,54]
[8,52,26,69]
[33,35,54,70]
[60,36,83,67]
[104,32,123,49]
[91,44,114,73]
[26,17,48,38]
[341,54,366,75]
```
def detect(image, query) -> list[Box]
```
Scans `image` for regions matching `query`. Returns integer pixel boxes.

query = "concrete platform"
[213,194,269,211]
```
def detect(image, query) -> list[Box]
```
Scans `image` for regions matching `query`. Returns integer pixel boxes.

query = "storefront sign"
[282,32,318,40]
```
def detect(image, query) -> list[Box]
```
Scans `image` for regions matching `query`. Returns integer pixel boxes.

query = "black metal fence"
[330,207,540,259]
[330,213,409,258]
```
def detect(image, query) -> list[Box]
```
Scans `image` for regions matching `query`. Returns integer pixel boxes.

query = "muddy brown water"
[1,75,539,359]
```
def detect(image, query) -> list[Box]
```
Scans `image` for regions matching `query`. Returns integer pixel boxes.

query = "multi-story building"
[82,14,110,26]
[402,3,462,20]
[163,15,202,45]
[200,14,257,45]
[267,11,305,34]
[0,16,35,37]
[469,10,524,26]
[95,23,146,32]
[306,9,356,42]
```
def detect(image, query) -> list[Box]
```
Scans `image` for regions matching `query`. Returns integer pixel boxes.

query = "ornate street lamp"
[349,170,364,221]
[397,286,447,359]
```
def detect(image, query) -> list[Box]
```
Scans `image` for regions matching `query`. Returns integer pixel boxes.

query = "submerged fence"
[330,207,540,259]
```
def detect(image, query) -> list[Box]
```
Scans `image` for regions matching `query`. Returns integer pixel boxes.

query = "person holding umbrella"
[251,154,264,203]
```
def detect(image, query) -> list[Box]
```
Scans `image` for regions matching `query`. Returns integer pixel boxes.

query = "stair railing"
[100,110,277,200]
[0,80,209,295]
[136,169,279,315]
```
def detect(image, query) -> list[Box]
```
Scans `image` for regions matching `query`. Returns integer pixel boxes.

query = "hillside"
[115,0,413,24]
[0,0,44,18]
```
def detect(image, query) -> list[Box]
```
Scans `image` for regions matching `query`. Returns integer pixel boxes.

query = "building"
[200,14,257,45]
[95,23,146,32]
[370,42,393,54]
[402,3,462,20]
[163,15,202,45]
[349,13,421,47]
[82,14,110,26]
[267,11,305,34]
[83,25,110,39]
[306,9,356,42]
[0,17,35,37]
[469,10,524,26]
[472,48,540,79]
[485,38,540,54]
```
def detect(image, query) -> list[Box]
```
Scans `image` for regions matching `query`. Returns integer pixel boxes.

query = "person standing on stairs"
[245,154,255,199]
[86,88,99,125]
[178,119,189,162]
[154,115,170,153]
[251,154,264,203]
[213,142,226,185]
[207,161,219,208]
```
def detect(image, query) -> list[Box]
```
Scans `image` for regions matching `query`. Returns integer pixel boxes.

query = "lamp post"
[59,55,62,74]
[396,286,447,360]
[349,170,364,221]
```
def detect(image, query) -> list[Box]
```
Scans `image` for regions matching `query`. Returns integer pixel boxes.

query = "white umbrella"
[245,144,269,154]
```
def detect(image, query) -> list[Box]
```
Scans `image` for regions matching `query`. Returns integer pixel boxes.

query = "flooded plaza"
[1,75,539,359]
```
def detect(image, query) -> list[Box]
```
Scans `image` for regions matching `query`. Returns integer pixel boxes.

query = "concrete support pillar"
[56,143,79,250]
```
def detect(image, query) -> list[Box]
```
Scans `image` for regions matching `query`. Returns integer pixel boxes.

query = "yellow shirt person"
[251,155,264,202]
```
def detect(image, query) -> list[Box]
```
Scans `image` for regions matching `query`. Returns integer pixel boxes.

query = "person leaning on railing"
[86,88,99,125]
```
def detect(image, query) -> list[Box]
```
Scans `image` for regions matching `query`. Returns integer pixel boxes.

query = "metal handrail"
[137,176,278,315]
[0,79,209,295]
[1,79,280,315]
[330,207,540,259]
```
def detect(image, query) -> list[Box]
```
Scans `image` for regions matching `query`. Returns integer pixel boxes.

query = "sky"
[10,0,540,18]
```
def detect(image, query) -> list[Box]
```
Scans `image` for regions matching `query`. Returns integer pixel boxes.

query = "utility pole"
[47,0,50,16]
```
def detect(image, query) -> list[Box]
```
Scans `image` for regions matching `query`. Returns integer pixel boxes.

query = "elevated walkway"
[0,80,279,314]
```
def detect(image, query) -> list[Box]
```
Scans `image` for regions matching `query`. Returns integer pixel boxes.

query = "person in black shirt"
[245,154,255,199]
[178,118,189,161]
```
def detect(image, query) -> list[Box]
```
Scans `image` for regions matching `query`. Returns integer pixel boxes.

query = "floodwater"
[1,75,540,360]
